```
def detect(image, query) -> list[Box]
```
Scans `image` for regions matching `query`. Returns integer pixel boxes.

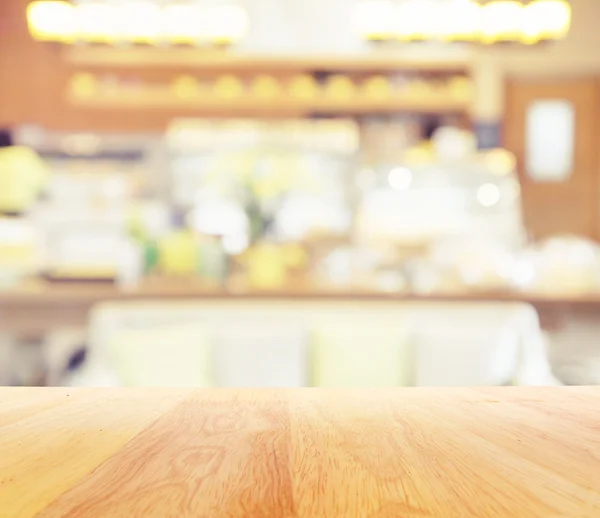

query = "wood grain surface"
[1,387,600,517]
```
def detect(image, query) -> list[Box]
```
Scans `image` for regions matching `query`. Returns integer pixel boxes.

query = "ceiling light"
[354,0,396,41]
[355,0,571,45]
[521,0,571,44]
[480,1,523,44]
[76,3,119,43]
[396,0,439,41]
[206,4,250,44]
[438,0,481,42]
[164,5,205,44]
[27,1,75,42]
[119,2,164,43]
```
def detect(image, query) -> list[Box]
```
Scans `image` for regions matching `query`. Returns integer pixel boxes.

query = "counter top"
[1,387,600,517]
[3,278,600,305]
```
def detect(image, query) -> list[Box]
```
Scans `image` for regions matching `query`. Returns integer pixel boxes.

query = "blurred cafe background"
[1,0,599,388]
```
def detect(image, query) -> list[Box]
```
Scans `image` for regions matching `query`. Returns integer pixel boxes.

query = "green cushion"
[311,320,411,387]
[108,324,214,387]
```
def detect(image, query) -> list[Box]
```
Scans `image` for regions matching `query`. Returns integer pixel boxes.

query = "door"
[504,78,599,240]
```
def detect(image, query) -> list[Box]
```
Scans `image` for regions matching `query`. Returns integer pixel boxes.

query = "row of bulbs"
[70,73,473,103]
[355,0,571,44]
[27,1,249,45]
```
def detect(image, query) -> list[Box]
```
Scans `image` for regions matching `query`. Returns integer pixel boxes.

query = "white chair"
[546,313,600,385]
[214,319,308,387]
[71,302,216,387]
[71,299,556,388]
[74,301,309,388]
[406,302,558,387]
[107,323,214,387]
[310,311,412,387]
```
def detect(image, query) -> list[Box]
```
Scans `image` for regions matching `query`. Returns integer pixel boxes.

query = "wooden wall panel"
[504,78,600,240]
[0,0,181,131]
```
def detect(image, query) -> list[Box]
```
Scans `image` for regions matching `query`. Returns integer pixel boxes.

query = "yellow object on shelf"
[403,142,435,167]
[69,73,99,99]
[251,75,282,99]
[448,76,473,102]
[241,242,307,290]
[171,76,201,100]
[288,74,320,100]
[482,148,517,176]
[0,146,49,213]
[324,75,356,100]
[405,80,435,100]
[158,230,198,276]
[363,75,392,99]
[214,75,245,99]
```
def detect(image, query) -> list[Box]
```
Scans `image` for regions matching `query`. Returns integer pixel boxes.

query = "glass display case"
[13,127,169,280]
[166,118,359,255]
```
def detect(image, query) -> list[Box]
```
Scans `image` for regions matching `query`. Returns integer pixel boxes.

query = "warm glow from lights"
[206,4,250,44]
[355,0,570,44]
[396,0,439,41]
[353,0,396,40]
[27,0,249,45]
[120,2,163,43]
[480,1,523,43]
[521,0,571,43]
[76,3,118,43]
[164,5,205,44]
[27,1,75,42]
[438,0,481,41]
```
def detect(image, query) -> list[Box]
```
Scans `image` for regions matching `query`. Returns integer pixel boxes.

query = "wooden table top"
[1,387,600,517]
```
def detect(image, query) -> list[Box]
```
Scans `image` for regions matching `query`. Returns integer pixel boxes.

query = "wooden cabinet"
[505,78,599,239]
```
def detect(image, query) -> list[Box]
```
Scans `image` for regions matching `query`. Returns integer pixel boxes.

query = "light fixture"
[27,1,250,46]
[164,5,205,44]
[480,0,523,44]
[396,0,439,42]
[438,0,481,42]
[119,2,164,44]
[354,0,571,45]
[206,4,250,44]
[353,0,396,41]
[27,1,75,42]
[520,0,571,44]
[76,3,118,43]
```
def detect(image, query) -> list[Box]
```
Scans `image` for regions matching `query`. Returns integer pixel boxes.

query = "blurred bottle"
[0,129,49,215]
[117,237,143,289]
[198,234,228,284]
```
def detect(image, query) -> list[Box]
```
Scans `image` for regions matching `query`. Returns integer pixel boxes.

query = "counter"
[0,278,596,337]
[1,387,599,517]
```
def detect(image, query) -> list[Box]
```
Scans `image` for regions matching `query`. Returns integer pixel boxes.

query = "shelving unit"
[64,47,471,74]
[63,50,473,120]
[67,92,469,116]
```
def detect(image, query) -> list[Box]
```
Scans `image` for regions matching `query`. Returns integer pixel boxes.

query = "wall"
[1,0,600,130]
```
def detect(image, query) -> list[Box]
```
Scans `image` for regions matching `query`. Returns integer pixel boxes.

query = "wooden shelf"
[67,93,470,116]
[64,47,472,74]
